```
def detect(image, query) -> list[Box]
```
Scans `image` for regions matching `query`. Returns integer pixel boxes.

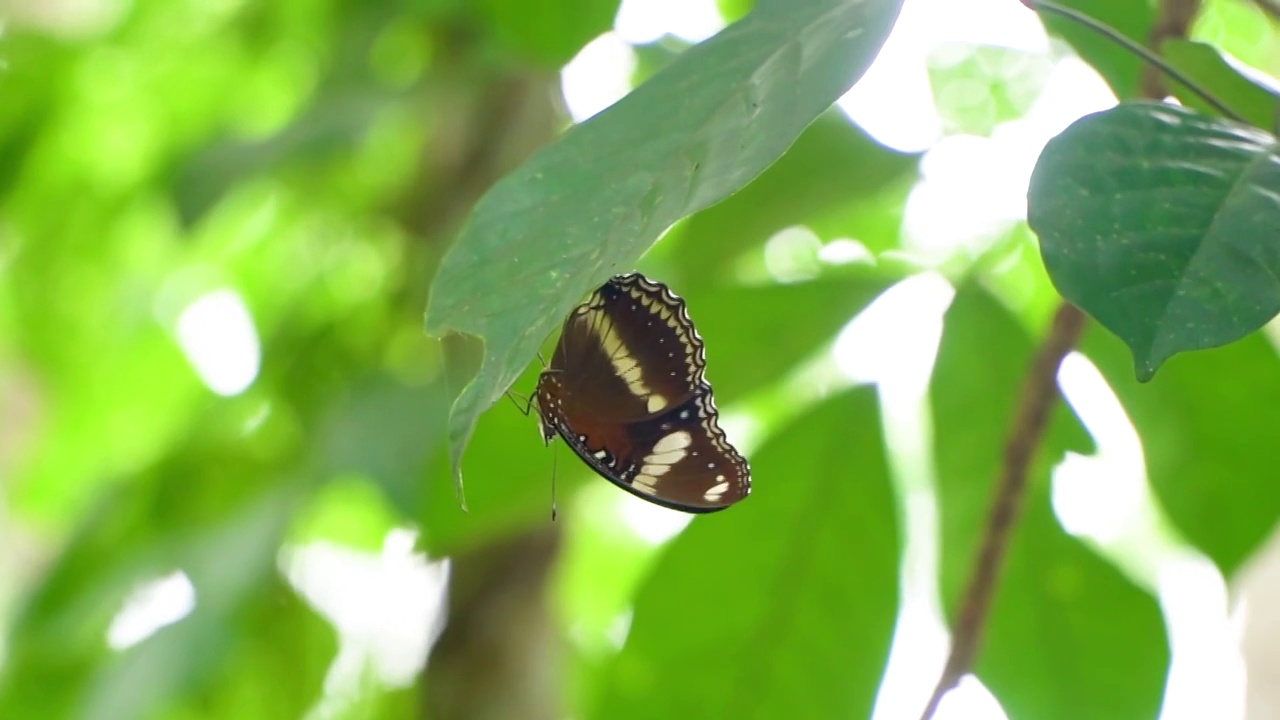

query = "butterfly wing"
[535,273,751,513]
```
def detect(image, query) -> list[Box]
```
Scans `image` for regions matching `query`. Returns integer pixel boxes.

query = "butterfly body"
[534,273,750,513]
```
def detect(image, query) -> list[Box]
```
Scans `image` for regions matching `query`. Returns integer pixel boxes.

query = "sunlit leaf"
[1084,326,1280,577]
[592,388,899,718]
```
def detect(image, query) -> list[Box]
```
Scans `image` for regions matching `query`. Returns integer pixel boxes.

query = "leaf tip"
[1132,355,1162,383]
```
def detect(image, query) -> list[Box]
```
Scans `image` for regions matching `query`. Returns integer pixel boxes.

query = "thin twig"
[1033,0,1246,124]
[918,304,1087,720]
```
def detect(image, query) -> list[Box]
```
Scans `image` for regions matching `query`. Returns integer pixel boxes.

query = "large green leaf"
[591,388,899,719]
[932,285,1168,720]
[424,0,905,489]
[1083,326,1280,577]
[1029,102,1280,380]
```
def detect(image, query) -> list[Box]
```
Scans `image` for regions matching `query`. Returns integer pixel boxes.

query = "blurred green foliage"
[0,1,1277,720]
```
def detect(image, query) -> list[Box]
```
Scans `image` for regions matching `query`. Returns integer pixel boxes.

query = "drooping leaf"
[932,284,1168,720]
[1029,102,1280,380]
[591,388,899,719]
[423,0,905,490]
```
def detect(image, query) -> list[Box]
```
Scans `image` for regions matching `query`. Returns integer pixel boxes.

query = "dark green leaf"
[1029,102,1280,380]
[424,0,905,490]
[932,284,1168,720]
[591,388,899,719]
[1083,326,1280,576]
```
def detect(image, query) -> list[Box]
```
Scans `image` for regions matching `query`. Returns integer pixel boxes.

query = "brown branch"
[918,303,1087,720]
[1141,0,1202,99]
[917,0,1201,714]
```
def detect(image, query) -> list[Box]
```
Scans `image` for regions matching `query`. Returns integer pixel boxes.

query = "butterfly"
[532,273,750,513]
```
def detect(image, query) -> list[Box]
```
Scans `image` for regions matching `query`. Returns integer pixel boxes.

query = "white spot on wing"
[653,431,692,454]
[645,449,686,465]
[703,480,730,501]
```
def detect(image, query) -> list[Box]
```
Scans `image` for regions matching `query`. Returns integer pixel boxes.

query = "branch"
[917,0,1207,715]
[918,303,1087,720]
[1032,0,1244,124]
[1140,0,1201,100]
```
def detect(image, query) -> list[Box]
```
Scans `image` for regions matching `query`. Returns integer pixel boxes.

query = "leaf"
[77,487,302,720]
[932,284,1168,720]
[424,0,906,490]
[1028,102,1280,380]
[0,482,303,720]
[653,270,896,398]
[591,388,899,719]
[105,578,334,720]
[1083,326,1280,577]
[316,372,451,524]
[477,0,622,67]
[1161,40,1280,132]
[661,112,920,281]
[421,270,896,555]
[926,45,1056,137]
[1035,0,1152,99]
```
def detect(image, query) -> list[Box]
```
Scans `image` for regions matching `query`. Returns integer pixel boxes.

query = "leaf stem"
[1032,0,1248,125]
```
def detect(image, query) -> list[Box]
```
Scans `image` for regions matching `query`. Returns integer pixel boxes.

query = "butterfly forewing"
[535,273,751,513]
[551,274,706,422]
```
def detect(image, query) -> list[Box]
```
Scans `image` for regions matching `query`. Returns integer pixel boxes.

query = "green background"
[1,0,1277,718]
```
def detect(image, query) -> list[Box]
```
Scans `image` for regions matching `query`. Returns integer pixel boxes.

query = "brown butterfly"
[533,273,750,513]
